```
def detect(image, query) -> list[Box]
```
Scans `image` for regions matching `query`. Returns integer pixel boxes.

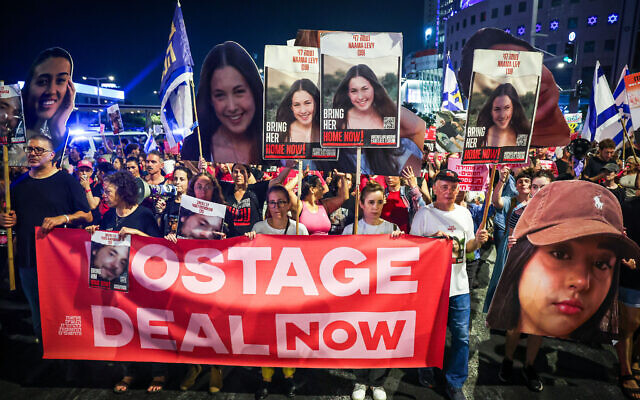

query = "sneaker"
[351,383,367,400]
[371,386,387,400]
[418,367,437,388]
[522,365,543,392]
[445,385,467,400]
[284,377,296,398]
[255,380,270,400]
[498,358,513,383]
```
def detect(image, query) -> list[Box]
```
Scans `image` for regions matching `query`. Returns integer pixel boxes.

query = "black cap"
[601,163,620,173]
[434,169,460,183]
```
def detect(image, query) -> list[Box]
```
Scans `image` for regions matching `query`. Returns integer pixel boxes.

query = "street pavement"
[0,246,628,400]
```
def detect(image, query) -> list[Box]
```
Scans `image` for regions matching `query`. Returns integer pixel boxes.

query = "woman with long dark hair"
[275,78,320,143]
[181,41,263,164]
[23,47,76,152]
[476,83,530,147]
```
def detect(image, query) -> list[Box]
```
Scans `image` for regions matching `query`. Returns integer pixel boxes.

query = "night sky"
[1,0,425,105]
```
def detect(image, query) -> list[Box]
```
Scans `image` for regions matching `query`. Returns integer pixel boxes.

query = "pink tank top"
[300,202,331,235]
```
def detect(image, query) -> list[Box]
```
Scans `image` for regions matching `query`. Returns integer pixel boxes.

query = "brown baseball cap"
[514,180,640,259]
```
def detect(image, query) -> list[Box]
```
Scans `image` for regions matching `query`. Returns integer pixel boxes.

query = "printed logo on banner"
[276,311,415,358]
[462,49,542,164]
[58,316,82,336]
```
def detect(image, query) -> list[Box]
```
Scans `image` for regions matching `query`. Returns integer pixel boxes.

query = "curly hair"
[476,83,530,146]
[275,79,320,143]
[103,171,139,207]
[187,172,225,204]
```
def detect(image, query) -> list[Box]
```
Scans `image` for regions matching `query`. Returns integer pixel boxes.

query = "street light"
[81,75,115,126]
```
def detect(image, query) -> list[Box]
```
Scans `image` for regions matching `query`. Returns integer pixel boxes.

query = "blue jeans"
[19,267,41,339]
[420,293,470,389]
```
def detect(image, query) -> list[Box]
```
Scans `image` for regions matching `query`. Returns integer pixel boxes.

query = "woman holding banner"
[245,185,308,399]
[156,166,193,236]
[276,78,320,143]
[85,171,165,393]
[182,41,262,164]
[476,83,529,147]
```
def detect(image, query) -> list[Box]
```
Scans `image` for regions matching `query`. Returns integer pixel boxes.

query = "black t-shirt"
[100,205,162,237]
[606,185,626,205]
[621,198,640,290]
[582,156,608,179]
[159,196,182,236]
[12,170,90,269]
[220,180,269,237]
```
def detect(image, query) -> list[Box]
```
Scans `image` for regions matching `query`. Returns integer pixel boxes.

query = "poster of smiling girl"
[263,45,338,161]
[462,49,542,164]
[89,231,131,292]
[319,32,402,149]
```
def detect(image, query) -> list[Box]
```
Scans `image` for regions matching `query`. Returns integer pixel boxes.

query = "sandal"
[620,375,640,399]
[113,376,134,394]
[209,367,223,393]
[632,358,640,379]
[180,364,202,391]
[147,376,166,394]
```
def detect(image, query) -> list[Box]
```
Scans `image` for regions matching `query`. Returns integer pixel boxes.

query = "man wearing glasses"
[0,135,92,340]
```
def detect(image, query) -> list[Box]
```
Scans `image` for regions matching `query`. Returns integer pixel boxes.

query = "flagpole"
[354,148,361,234]
[3,145,15,291]
[189,80,204,160]
[480,164,497,230]
[621,116,638,160]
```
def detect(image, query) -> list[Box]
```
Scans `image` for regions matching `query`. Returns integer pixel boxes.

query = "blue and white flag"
[581,60,621,144]
[144,131,157,153]
[159,2,194,149]
[613,65,633,147]
[441,55,464,112]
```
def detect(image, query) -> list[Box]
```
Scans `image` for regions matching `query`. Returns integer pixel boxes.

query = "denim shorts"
[619,286,640,308]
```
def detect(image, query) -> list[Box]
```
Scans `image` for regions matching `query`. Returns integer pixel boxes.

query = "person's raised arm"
[320,171,348,215]
[492,166,510,210]
[399,106,426,150]
[268,162,295,188]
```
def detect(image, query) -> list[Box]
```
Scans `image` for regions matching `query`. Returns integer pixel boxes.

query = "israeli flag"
[613,65,633,147]
[159,2,194,149]
[441,55,464,112]
[581,61,621,144]
[144,131,157,153]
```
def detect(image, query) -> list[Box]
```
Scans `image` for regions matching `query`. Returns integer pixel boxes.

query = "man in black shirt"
[0,135,92,339]
[582,138,616,182]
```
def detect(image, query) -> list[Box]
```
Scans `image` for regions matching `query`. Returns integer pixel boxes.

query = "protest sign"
[89,231,131,292]
[625,72,640,131]
[37,228,452,368]
[320,32,402,148]
[447,158,489,191]
[462,49,542,164]
[564,113,583,141]
[263,45,337,160]
[177,194,227,240]
[0,84,26,145]
[434,111,466,153]
[107,104,124,134]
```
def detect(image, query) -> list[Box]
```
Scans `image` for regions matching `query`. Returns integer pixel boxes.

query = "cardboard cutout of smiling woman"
[263,45,338,161]
[486,180,640,342]
[89,231,131,292]
[459,28,570,149]
[181,41,263,164]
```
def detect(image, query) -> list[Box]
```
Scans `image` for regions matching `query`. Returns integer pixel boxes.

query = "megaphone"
[135,178,177,204]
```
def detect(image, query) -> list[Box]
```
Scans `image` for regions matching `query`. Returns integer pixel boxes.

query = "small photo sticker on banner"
[89,231,131,292]
[320,32,402,149]
[263,45,337,161]
[107,104,124,134]
[462,49,542,165]
[177,194,227,240]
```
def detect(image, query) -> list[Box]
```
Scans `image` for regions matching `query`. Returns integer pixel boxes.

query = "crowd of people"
[0,129,639,400]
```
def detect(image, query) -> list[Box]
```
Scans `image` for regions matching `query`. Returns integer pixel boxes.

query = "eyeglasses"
[24,146,51,155]
[195,184,213,191]
[268,200,288,208]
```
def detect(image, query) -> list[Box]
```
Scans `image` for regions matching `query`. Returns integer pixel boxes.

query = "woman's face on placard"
[348,76,374,112]
[361,190,385,220]
[210,66,255,135]
[95,245,128,281]
[291,90,314,126]
[518,236,615,337]
[491,95,513,129]
[27,57,71,121]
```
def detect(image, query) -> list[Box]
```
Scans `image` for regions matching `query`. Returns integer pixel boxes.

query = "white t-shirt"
[253,219,309,235]
[342,219,397,235]
[620,173,638,198]
[410,203,475,297]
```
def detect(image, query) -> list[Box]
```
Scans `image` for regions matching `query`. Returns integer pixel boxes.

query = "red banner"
[36,228,452,368]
